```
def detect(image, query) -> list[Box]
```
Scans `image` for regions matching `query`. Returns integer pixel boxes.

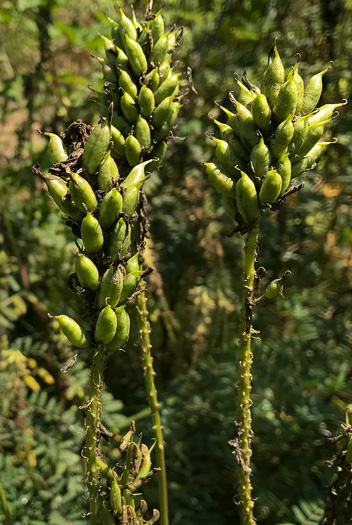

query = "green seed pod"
[236,171,260,222]
[259,169,282,203]
[143,68,160,92]
[219,106,240,136]
[302,65,331,115]
[81,212,104,253]
[98,266,124,309]
[269,112,294,159]
[234,79,256,106]
[109,218,130,260]
[136,443,155,479]
[211,137,246,175]
[231,97,259,148]
[148,141,167,171]
[150,34,169,65]
[135,115,151,148]
[44,133,68,163]
[99,34,116,63]
[131,6,142,32]
[99,188,123,229]
[97,57,119,84]
[213,119,247,161]
[95,305,117,344]
[69,173,98,212]
[98,151,119,192]
[110,479,122,513]
[260,44,285,108]
[291,141,333,178]
[251,93,271,131]
[273,71,297,124]
[82,117,111,175]
[111,125,126,158]
[138,85,156,118]
[118,68,138,99]
[222,195,238,218]
[107,306,130,351]
[150,11,165,43]
[154,73,181,105]
[292,118,331,162]
[204,162,236,198]
[250,136,271,179]
[75,253,100,291]
[53,315,90,348]
[119,8,137,42]
[119,270,144,304]
[158,56,172,83]
[125,253,140,273]
[276,153,291,192]
[122,183,141,216]
[152,95,174,128]
[46,177,84,220]
[112,114,130,137]
[291,59,304,114]
[264,280,282,299]
[125,134,141,166]
[290,114,310,152]
[308,101,347,126]
[115,45,129,71]
[121,91,139,124]
[121,160,153,188]
[154,102,181,141]
[124,34,147,76]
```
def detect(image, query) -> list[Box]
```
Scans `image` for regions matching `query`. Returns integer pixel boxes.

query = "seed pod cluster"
[97,422,160,522]
[97,6,183,172]
[206,44,344,227]
[38,109,153,351]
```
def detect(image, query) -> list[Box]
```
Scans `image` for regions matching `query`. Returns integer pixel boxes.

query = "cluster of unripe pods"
[43,108,150,352]
[205,44,345,225]
[97,422,160,523]
[96,6,183,168]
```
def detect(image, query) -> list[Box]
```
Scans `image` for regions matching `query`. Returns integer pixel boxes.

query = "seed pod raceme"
[44,133,68,163]
[259,169,282,204]
[75,254,100,291]
[95,305,117,344]
[51,315,90,348]
[107,306,131,351]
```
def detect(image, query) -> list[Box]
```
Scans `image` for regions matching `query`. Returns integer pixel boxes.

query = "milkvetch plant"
[33,3,184,524]
[205,44,346,525]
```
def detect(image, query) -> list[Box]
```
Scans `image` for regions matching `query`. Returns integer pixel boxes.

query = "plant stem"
[137,290,169,525]
[235,224,259,525]
[85,345,106,524]
[0,482,14,525]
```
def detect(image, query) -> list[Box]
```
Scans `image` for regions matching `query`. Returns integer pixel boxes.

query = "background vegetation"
[1,0,352,523]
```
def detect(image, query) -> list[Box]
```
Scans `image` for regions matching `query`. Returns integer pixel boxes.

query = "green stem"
[85,345,106,524]
[0,482,13,525]
[236,224,259,525]
[137,290,169,525]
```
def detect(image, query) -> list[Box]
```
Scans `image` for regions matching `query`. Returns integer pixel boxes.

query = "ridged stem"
[0,481,14,525]
[236,224,259,525]
[85,345,106,524]
[137,289,169,525]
